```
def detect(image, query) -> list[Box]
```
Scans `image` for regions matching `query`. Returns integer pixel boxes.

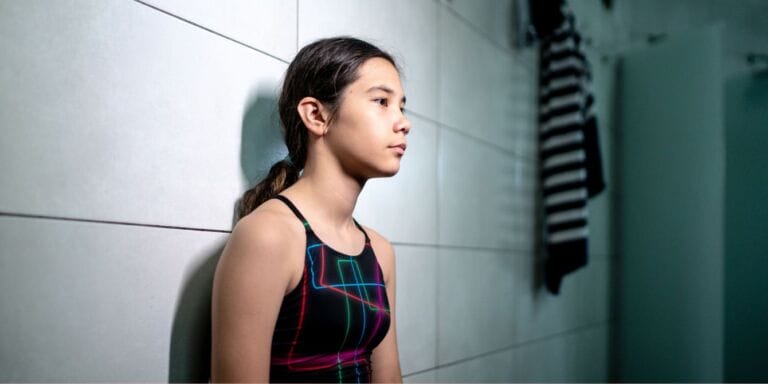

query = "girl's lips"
[390,146,405,155]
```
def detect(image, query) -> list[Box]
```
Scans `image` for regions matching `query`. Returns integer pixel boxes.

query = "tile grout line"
[433,1,442,368]
[433,119,442,373]
[0,211,611,257]
[0,211,230,234]
[402,319,611,378]
[393,241,613,260]
[398,241,526,254]
[132,0,289,65]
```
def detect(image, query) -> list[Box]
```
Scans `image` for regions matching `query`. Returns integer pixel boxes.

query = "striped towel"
[537,1,605,294]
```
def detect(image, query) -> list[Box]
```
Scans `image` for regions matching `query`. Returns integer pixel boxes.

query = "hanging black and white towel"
[536,1,605,294]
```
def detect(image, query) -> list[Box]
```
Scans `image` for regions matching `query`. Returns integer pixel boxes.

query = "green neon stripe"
[336,260,351,384]
[336,259,352,347]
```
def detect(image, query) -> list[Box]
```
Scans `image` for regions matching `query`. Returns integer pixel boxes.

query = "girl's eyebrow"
[365,85,407,104]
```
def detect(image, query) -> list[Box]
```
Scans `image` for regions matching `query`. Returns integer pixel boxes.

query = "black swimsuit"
[269,195,391,383]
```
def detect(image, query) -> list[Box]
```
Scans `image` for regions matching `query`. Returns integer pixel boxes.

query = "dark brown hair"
[237,36,399,219]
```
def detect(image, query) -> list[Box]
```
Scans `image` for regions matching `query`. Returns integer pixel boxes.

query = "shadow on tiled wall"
[168,85,284,382]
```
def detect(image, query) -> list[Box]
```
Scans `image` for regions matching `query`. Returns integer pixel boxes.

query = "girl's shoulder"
[361,225,396,283]
[361,225,390,248]
[237,200,299,239]
[228,198,307,265]
[223,199,307,293]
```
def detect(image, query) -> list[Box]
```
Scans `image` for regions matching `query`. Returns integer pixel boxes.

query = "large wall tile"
[588,51,617,191]
[515,158,539,249]
[511,102,540,162]
[435,348,514,382]
[299,0,439,122]
[355,114,438,245]
[513,254,610,343]
[439,5,536,153]
[560,325,609,382]
[437,247,516,364]
[511,325,609,382]
[439,0,516,50]
[404,369,436,383]
[438,129,536,251]
[584,53,618,260]
[510,334,567,382]
[0,216,226,381]
[588,190,614,260]
[394,245,438,375]
[0,0,286,231]
[141,0,297,61]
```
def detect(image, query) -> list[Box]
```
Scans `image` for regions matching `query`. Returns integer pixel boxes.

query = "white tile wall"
[0,0,615,381]
[140,0,298,61]
[0,216,227,381]
[435,348,515,382]
[510,325,609,382]
[588,190,614,259]
[514,257,611,343]
[438,4,537,155]
[394,245,438,375]
[404,369,437,383]
[0,0,287,231]
[438,128,536,251]
[585,51,618,260]
[437,247,516,364]
[439,0,517,50]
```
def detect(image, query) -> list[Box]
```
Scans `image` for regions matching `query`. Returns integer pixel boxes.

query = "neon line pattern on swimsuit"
[269,195,391,383]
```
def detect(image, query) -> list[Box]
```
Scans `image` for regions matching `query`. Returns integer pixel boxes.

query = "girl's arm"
[211,212,293,382]
[368,229,403,383]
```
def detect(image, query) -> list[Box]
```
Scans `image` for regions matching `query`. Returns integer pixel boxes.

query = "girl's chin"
[374,163,400,178]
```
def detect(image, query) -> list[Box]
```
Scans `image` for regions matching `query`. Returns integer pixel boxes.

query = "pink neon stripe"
[363,262,387,347]
[286,268,308,370]
[273,349,368,371]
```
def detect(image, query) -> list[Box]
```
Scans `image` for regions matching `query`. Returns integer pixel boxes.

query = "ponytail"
[237,157,300,220]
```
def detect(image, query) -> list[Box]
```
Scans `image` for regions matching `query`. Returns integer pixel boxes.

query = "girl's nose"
[397,116,411,135]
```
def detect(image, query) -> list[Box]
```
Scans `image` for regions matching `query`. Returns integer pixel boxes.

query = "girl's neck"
[284,162,365,232]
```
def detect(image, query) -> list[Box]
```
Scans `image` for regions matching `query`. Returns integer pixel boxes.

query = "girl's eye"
[374,98,405,113]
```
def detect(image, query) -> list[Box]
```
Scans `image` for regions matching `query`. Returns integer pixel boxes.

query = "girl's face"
[326,57,411,180]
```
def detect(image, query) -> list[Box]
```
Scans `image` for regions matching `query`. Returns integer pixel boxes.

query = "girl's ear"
[297,96,330,137]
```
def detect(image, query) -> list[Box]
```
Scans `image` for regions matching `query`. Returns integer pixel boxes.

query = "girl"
[211,36,411,383]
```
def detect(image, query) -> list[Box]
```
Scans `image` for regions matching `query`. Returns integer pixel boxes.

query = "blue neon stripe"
[306,243,385,290]
[338,259,368,348]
